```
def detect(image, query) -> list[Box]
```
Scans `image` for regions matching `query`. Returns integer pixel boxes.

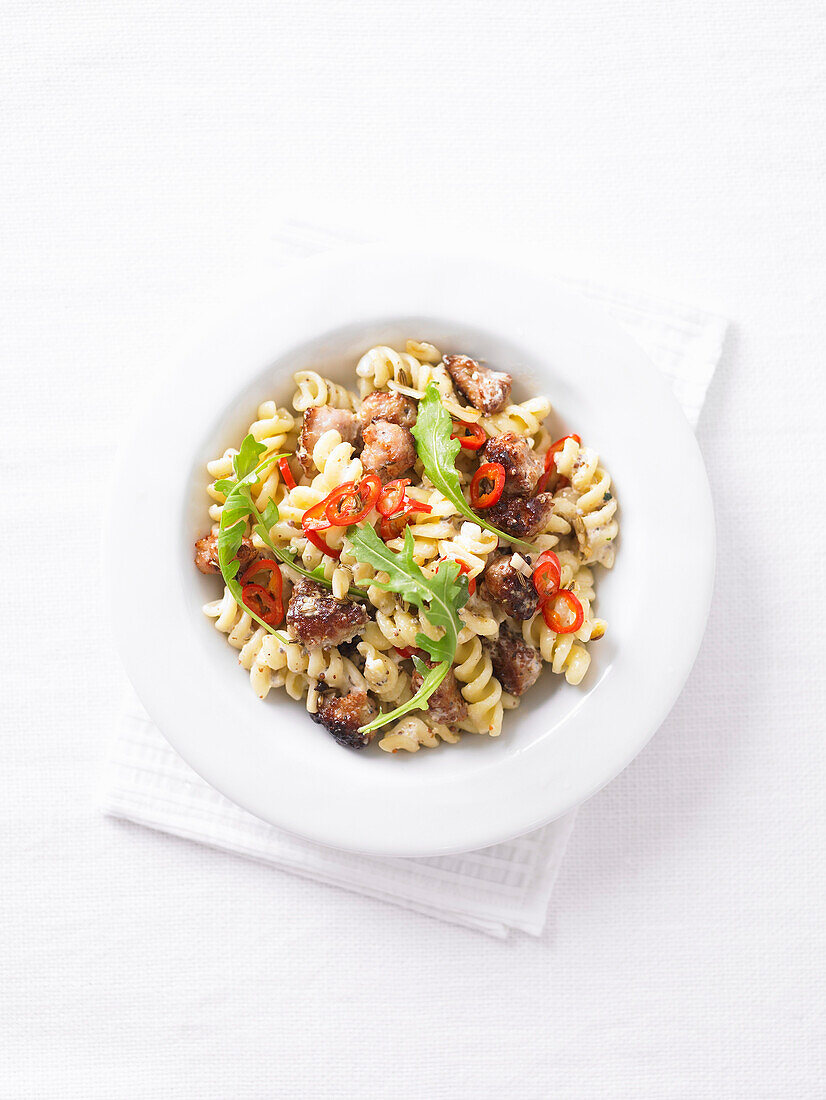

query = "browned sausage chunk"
[443,354,511,415]
[286,579,368,649]
[194,532,256,575]
[361,421,417,481]
[359,391,417,429]
[297,405,359,475]
[410,660,468,726]
[481,553,539,620]
[312,689,379,749]
[486,628,542,696]
[483,493,555,539]
[482,432,544,497]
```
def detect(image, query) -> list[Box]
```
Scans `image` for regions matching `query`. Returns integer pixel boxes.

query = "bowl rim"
[106,244,715,856]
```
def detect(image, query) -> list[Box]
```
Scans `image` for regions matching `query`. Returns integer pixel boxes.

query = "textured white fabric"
[3,2,825,1097]
[99,229,725,938]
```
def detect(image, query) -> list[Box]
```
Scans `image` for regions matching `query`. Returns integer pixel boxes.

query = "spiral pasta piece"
[453,635,504,737]
[457,594,503,644]
[405,339,441,364]
[355,346,422,395]
[310,429,363,489]
[357,641,410,701]
[292,370,357,412]
[479,395,552,442]
[374,603,429,652]
[385,486,458,567]
[249,401,296,450]
[436,521,498,579]
[378,715,460,753]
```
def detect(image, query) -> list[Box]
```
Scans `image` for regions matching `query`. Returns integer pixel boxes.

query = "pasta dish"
[194,341,618,753]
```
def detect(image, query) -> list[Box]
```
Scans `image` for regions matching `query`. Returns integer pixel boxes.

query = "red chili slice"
[277,456,297,490]
[376,478,411,517]
[532,551,561,601]
[301,499,341,559]
[542,589,584,634]
[322,474,378,527]
[324,473,382,526]
[470,462,506,509]
[536,434,582,494]
[451,420,486,451]
[240,558,283,598]
[435,556,476,596]
[394,645,425,659]
[241,582,283,626]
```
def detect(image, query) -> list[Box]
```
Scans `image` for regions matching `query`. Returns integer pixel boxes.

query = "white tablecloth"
[2,3,824,1097]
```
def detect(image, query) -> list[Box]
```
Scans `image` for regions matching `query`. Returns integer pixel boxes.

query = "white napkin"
[100,226,727,938]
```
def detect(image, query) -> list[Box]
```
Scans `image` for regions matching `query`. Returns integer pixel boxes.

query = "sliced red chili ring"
[302,498,334,531]
[240,558,284,602]
[542,589,584,634]
[394,645,425,659]
[301,499,341,559]
[376,478,411,517]
[470,462,506,509]
[312,481,355,526]
[277,456,297,490]
[451,420,486,450]
[324,473,382,526]
[241,582,283,626]
[435,556,476,596]
[533,553,561,601]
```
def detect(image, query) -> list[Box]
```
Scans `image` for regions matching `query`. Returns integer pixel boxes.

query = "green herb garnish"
[345,524,470,733]
[215,435,364,629]
[411,383,533,551]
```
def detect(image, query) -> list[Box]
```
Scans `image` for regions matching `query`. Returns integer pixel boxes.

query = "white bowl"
[107,245,715,857]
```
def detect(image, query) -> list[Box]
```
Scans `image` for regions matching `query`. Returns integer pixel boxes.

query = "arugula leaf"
[411,383,534,552]
[346,525,469,662]
[234,433,269,479]
[346,525,469,733]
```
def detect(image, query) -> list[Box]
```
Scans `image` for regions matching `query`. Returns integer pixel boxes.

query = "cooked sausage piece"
[481,553,539,620]
[359,390,417,429]
[286,579,368,649]
[410,660,468,726]
[297,405,359,475]
[483,493,555,539]
[194,532,256,575]
[312,689,379,749]
[486,627,542,696]
[482,432,544,497]
[443,354,511,415]
[360,421,417,481]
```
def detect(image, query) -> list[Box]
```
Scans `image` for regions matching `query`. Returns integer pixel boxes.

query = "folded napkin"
[100,225,727,938]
